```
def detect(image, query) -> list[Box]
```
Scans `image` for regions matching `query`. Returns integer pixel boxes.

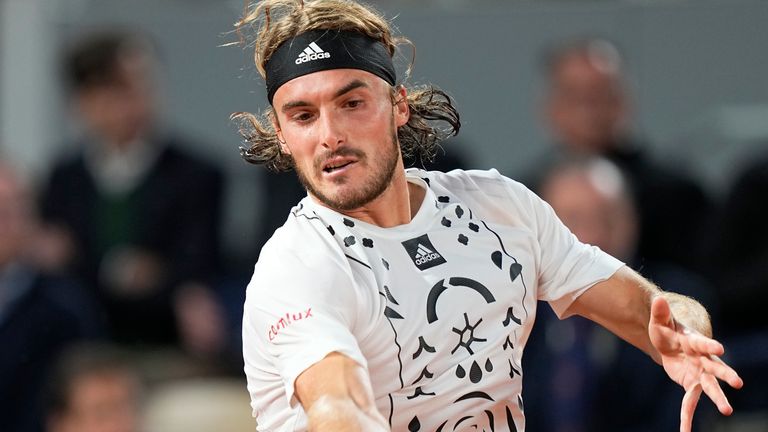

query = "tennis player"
[233,1,742,430]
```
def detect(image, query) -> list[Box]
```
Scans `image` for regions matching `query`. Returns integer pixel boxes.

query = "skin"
[567,269,742,432]
[0,166,32,268]
[269,68,742,432]
[34,51,156,271]
[545,51,628,154]
[540,166,638,261]
[48,372,141,432]
[540,163,740,431]
[58,51,227,356]
[273,68,419,228]
[74,51,155,149]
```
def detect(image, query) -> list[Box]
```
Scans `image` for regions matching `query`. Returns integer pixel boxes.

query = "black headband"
[264,30,396,104]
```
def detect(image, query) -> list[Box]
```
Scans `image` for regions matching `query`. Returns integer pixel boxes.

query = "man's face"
[51,373,140,432]
[541,171,637,261]
[272,69,409,211]
[546,53,627,153]
[75,53,155,146]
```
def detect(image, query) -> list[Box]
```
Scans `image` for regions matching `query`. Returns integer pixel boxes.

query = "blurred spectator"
[45,344,143,432]
[707,151,768,335]
[0,163,101,432]
[705,150,768,415]
[36,31,229,358]
[533,37,713,271]
[523,156,716,431]
[253,170,305,259]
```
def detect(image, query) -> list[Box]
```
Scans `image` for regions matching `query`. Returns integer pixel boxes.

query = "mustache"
[314,147,366,171]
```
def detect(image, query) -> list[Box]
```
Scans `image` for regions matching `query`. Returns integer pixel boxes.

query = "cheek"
[277,123,310,157]
[281,139,315,170]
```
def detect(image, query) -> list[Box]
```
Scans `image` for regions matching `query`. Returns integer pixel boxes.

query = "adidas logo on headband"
[295,42,331,65]
[265,30,396,103]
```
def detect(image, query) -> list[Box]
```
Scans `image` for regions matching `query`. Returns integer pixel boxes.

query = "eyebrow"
[280,79,369,113]
[334,79,368,98]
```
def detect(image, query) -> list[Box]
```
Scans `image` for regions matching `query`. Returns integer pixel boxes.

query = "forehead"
[272,68,388,105]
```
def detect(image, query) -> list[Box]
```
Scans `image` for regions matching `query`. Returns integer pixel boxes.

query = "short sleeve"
[502,177,624,317]
[242,243,368,406]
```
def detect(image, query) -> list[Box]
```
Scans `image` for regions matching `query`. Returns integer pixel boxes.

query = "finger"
[651,296,674,328]
[680,385,702,432]
[679,330,725,357]
[701,356,744,389]
[700,373,733,415]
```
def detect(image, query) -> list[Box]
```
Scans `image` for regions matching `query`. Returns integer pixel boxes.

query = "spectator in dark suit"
[37,31,227,356]
[533,37,713,272]
[705,149,768,415]
[0,162,101,432]
[524,156,717,432]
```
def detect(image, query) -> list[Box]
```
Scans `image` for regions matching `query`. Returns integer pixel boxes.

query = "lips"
[322,156,356,174]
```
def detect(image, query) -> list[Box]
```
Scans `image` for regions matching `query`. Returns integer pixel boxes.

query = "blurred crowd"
[0,30,765,432]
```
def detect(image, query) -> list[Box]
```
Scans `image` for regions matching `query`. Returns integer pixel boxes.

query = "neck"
[322,168,425,228]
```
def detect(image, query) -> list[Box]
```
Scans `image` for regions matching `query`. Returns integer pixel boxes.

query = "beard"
[293,116,401,212]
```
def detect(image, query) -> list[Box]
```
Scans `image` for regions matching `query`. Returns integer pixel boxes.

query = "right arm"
[295,352,389,432]
[244,224,386,431]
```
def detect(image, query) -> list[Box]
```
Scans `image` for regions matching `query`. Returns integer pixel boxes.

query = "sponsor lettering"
[295,52,330,64]
[267,308,313,341]
[415,252,442,265]
[401,234,447,271]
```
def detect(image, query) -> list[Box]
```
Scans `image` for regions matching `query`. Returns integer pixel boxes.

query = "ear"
[393,85,409,128]
[270,110,291,155]
[277,130,291,155]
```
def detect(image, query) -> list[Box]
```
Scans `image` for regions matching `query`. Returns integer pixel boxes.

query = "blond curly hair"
[232,0,460,172]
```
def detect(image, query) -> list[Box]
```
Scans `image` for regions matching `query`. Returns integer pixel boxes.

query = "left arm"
[565,265,743,431]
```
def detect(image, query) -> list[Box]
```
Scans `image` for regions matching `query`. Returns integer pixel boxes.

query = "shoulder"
[47,149,88,180]
[249,203,350,293]
[12,272,100,332]
[410,168,563,235]
[732,151,768,188]
[412,168,541,215]
[620,147,704,192]
[412,168,530,197]
[243,204,363,338]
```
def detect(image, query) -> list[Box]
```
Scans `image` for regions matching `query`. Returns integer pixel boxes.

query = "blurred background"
[1,0,766,431]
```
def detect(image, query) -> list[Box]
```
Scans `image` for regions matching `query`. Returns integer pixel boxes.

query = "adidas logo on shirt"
[402,234,447,271]
[295,42,331,65]
[414,244,440,265]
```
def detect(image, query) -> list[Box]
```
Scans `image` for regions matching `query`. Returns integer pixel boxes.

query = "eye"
[291,111,314,123]
[344,99,363,109]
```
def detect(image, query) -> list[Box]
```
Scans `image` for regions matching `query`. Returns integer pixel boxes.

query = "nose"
[318,108,345,150]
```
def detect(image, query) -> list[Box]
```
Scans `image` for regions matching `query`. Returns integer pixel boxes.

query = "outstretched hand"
[648,296,743,432]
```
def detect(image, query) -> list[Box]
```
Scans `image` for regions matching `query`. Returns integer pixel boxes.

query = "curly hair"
[231,0,461,172]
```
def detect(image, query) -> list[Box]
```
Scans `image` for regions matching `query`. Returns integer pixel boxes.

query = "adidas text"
[415,253,442,265]
[295,51,330,64]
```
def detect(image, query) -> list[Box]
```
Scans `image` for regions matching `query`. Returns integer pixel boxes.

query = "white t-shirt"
[243,169,623,432]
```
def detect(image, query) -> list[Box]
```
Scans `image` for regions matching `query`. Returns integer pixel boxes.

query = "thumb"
[649,295,681,355]
[651,295,674,329]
